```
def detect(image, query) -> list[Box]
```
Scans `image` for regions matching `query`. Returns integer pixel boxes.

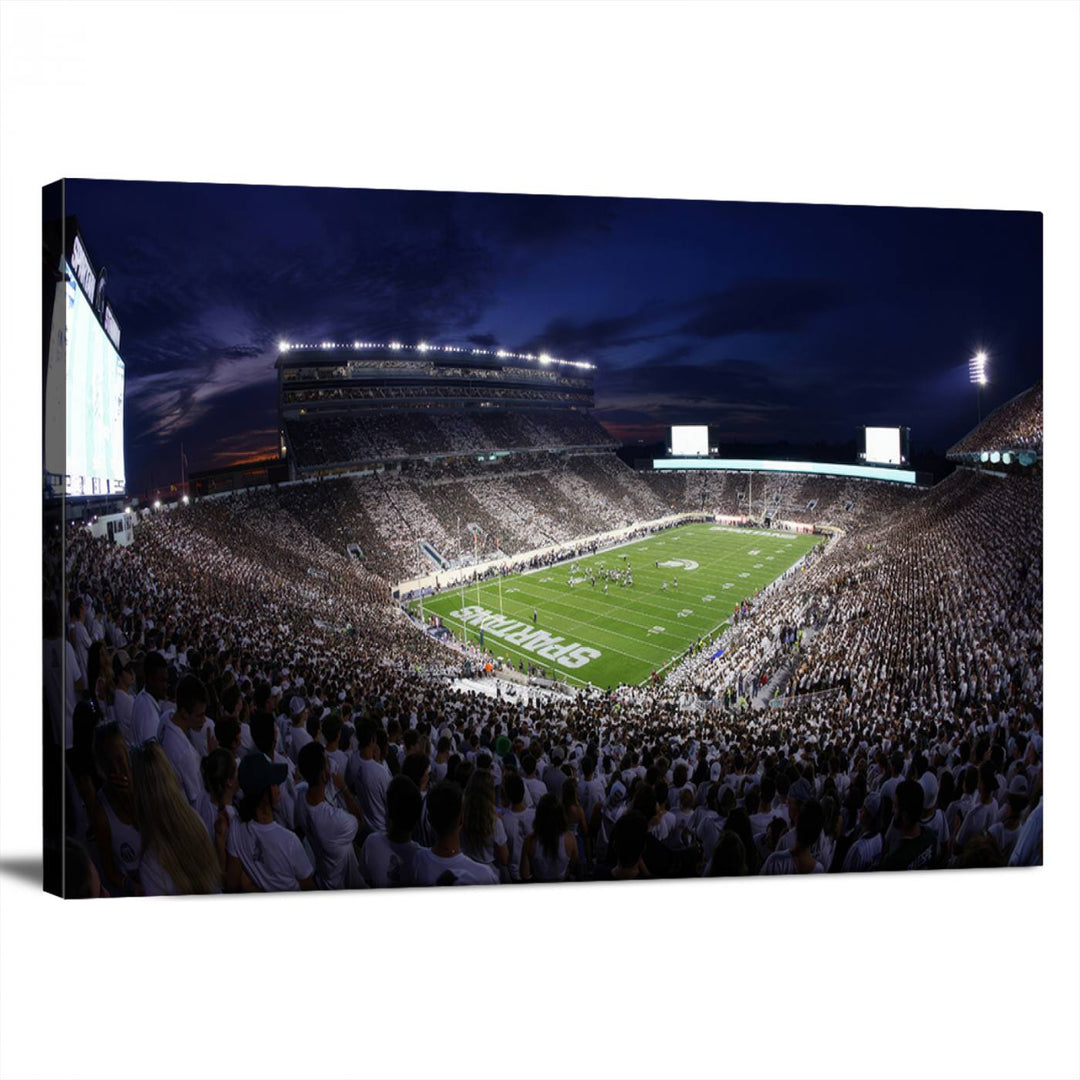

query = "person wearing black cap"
[225,753,315,892]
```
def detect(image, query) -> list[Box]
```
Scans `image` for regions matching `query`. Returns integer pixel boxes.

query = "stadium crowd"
[52,432,1042,894]
[287,407,615,468]
[948,381,1043,457]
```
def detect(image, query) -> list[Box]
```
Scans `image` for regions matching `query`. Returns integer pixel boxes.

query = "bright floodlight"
[968,351,988,385]
[153,499,161,509]
[538,353,552,365]
[278,340,290,352]
[182,494,190,505]
[417,342,429,352]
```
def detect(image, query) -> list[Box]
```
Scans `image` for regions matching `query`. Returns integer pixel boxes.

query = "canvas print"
[42,181,1042,898]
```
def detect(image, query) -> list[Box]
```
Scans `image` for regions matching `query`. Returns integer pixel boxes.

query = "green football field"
[411,523,824,690]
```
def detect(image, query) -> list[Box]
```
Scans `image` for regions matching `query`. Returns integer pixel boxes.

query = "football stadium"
[47,315,1044,894]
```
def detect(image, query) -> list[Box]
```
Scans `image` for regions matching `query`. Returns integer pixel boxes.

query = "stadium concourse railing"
[394,512,716,600]
[768,685,847,710]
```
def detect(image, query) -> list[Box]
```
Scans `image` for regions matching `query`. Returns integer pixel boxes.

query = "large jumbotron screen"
[669,425,710,456]
[64,266,126,495]
[862,426,904,466]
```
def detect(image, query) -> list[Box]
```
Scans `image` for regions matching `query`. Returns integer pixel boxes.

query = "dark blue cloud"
[678,278,846,339]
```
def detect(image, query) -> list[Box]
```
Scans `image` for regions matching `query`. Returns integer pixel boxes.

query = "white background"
[671,424,711,457]
[864,426,902,466]
[1,3,1078,1078]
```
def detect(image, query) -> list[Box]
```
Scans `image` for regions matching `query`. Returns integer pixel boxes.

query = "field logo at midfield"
[656,559,699,571]
[453,605,601,670]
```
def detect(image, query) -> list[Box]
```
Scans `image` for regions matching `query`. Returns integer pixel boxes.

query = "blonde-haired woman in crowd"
[461,770,509,878]
[131,741,222,895]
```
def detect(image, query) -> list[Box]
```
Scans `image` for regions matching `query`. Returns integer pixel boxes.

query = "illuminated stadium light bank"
[981,450,1036,466]
[277,339,594,371]
[968,351,988,385]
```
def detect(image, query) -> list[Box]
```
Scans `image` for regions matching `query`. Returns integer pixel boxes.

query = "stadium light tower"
[968,350,988,424]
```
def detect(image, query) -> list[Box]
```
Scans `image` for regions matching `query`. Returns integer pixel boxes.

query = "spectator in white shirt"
[251,711,298,831]
[359,774,423,887]
[350,720,391,834]
[953,762,1001,860]
[90,722,141,896]
[499,774,536,883]
[160,675,214,810]
[44,599,83,751]
[286,696,312,764]
[321,713,350,786]
[68,597,93,685]
[916,773,949,866]
[760,799,826,874]
[198,747,239,873]
[521,754,547,807]
[577,756,605,834]
[407,781,499,886]
[988,775,1028,862]
[522,793,579,883]
[226,753,315,893]
[461,770,509,874]
[111,650,136,740]
[130,651,169,746]
[1007,797,1042,867]
[295,741,363,889]
[841,793,884,872]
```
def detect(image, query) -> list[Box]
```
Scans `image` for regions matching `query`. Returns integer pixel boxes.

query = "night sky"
[62,180,1042,495]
